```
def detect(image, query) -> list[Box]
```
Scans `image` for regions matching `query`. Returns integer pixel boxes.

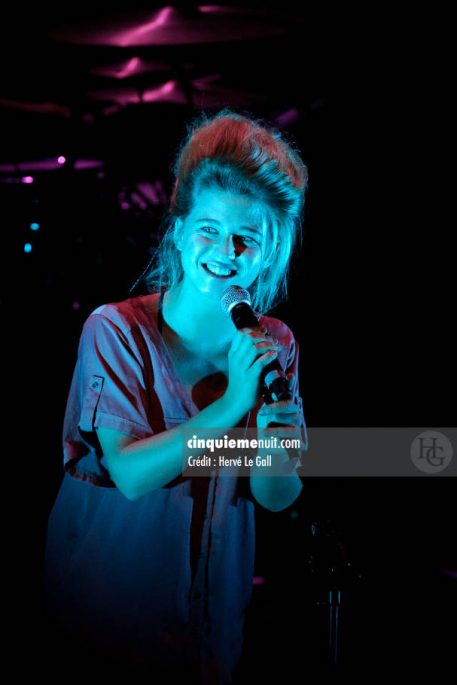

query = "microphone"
[221,285,303,473]
[220,285,292,403]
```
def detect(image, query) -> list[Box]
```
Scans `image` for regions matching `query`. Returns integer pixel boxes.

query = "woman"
[45,110,308,684]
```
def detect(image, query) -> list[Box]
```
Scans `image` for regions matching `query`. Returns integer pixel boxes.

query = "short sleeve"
[77,313,153,441]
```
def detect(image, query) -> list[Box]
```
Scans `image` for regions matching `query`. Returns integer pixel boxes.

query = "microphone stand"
[302,519,363,670]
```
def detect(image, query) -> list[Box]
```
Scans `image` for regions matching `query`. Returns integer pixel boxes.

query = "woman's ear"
[174,218,184,251]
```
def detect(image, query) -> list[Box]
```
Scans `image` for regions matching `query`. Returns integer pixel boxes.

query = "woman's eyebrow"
[195,218,262,236]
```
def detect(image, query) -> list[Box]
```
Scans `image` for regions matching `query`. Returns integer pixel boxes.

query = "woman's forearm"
[109,395,246,500]
[250,450,303,511]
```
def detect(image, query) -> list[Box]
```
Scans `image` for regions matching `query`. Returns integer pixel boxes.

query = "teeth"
[205,263,233,277]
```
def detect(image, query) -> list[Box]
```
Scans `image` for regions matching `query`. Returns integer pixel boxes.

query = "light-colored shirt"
[45,292,304,682]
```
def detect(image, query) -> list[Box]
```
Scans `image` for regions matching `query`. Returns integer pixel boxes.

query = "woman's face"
[175,186,268,303]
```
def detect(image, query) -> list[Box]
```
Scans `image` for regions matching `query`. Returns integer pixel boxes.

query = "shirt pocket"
[79,374,105,433]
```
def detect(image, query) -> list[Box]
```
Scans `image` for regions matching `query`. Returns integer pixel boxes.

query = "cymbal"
[87,79,186,106]
[0,97,72,117]
[90,56,192,79]
[86,74,265,109]
[49,6,295,46]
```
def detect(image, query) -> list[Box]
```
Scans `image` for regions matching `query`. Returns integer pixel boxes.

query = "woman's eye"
[236,235,260,247]
[199,227,259,247]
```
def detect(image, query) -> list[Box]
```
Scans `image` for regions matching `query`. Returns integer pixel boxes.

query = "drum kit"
[50,5,296,110]
[0,5,303,174]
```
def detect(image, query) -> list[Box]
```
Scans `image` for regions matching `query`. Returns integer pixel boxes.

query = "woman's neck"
[162,283,235,355]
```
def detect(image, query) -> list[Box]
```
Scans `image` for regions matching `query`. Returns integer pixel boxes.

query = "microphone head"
[220,285,252,315]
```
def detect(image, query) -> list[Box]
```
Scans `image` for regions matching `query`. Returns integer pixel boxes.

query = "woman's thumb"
[287,372,296,391]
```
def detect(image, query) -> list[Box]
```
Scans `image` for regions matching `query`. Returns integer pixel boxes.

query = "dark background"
[2,1,454,679]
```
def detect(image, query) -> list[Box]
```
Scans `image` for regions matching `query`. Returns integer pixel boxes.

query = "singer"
[45,110,308,684]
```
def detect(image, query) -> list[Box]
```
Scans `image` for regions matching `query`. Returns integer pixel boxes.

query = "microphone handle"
[229,301,259,328]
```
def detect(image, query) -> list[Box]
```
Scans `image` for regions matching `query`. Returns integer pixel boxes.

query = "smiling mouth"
[202,263,237,279]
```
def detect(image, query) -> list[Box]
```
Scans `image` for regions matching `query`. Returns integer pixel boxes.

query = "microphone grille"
[220,285,252,315]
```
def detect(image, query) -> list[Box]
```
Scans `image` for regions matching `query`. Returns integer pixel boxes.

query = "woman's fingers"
[287,372,296,391]
[229,328,280,359]
[257,398,302,435]
[225,327,286,413]
[258,399,299,416]
[251,347,279,371]
[232,328,282,369]
[258,423,303,444]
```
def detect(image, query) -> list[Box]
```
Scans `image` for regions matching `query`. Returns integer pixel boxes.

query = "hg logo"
[410,431,453,474]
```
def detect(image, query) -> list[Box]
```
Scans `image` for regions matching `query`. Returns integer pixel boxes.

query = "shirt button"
[92,381,99,389]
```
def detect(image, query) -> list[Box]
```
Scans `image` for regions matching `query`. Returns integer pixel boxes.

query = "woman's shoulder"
[85,293,161,334]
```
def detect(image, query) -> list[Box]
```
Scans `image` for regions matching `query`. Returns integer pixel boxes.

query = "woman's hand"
[256,372,303,443]
[223,327,282,416]
[252,373,304,497]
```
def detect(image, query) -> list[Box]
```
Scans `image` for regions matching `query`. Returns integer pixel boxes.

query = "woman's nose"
[218,234,236,259]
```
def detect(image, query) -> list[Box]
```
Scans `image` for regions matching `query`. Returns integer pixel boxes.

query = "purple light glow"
[90,57,171,79]
[143,81,179,103]
[274,108,300,128]
[57,156,66,165]
[141,80,182,103]
[22,176,34,184]
[116,7,174,47]
[111,57,141,79]
[73,159,104,170]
